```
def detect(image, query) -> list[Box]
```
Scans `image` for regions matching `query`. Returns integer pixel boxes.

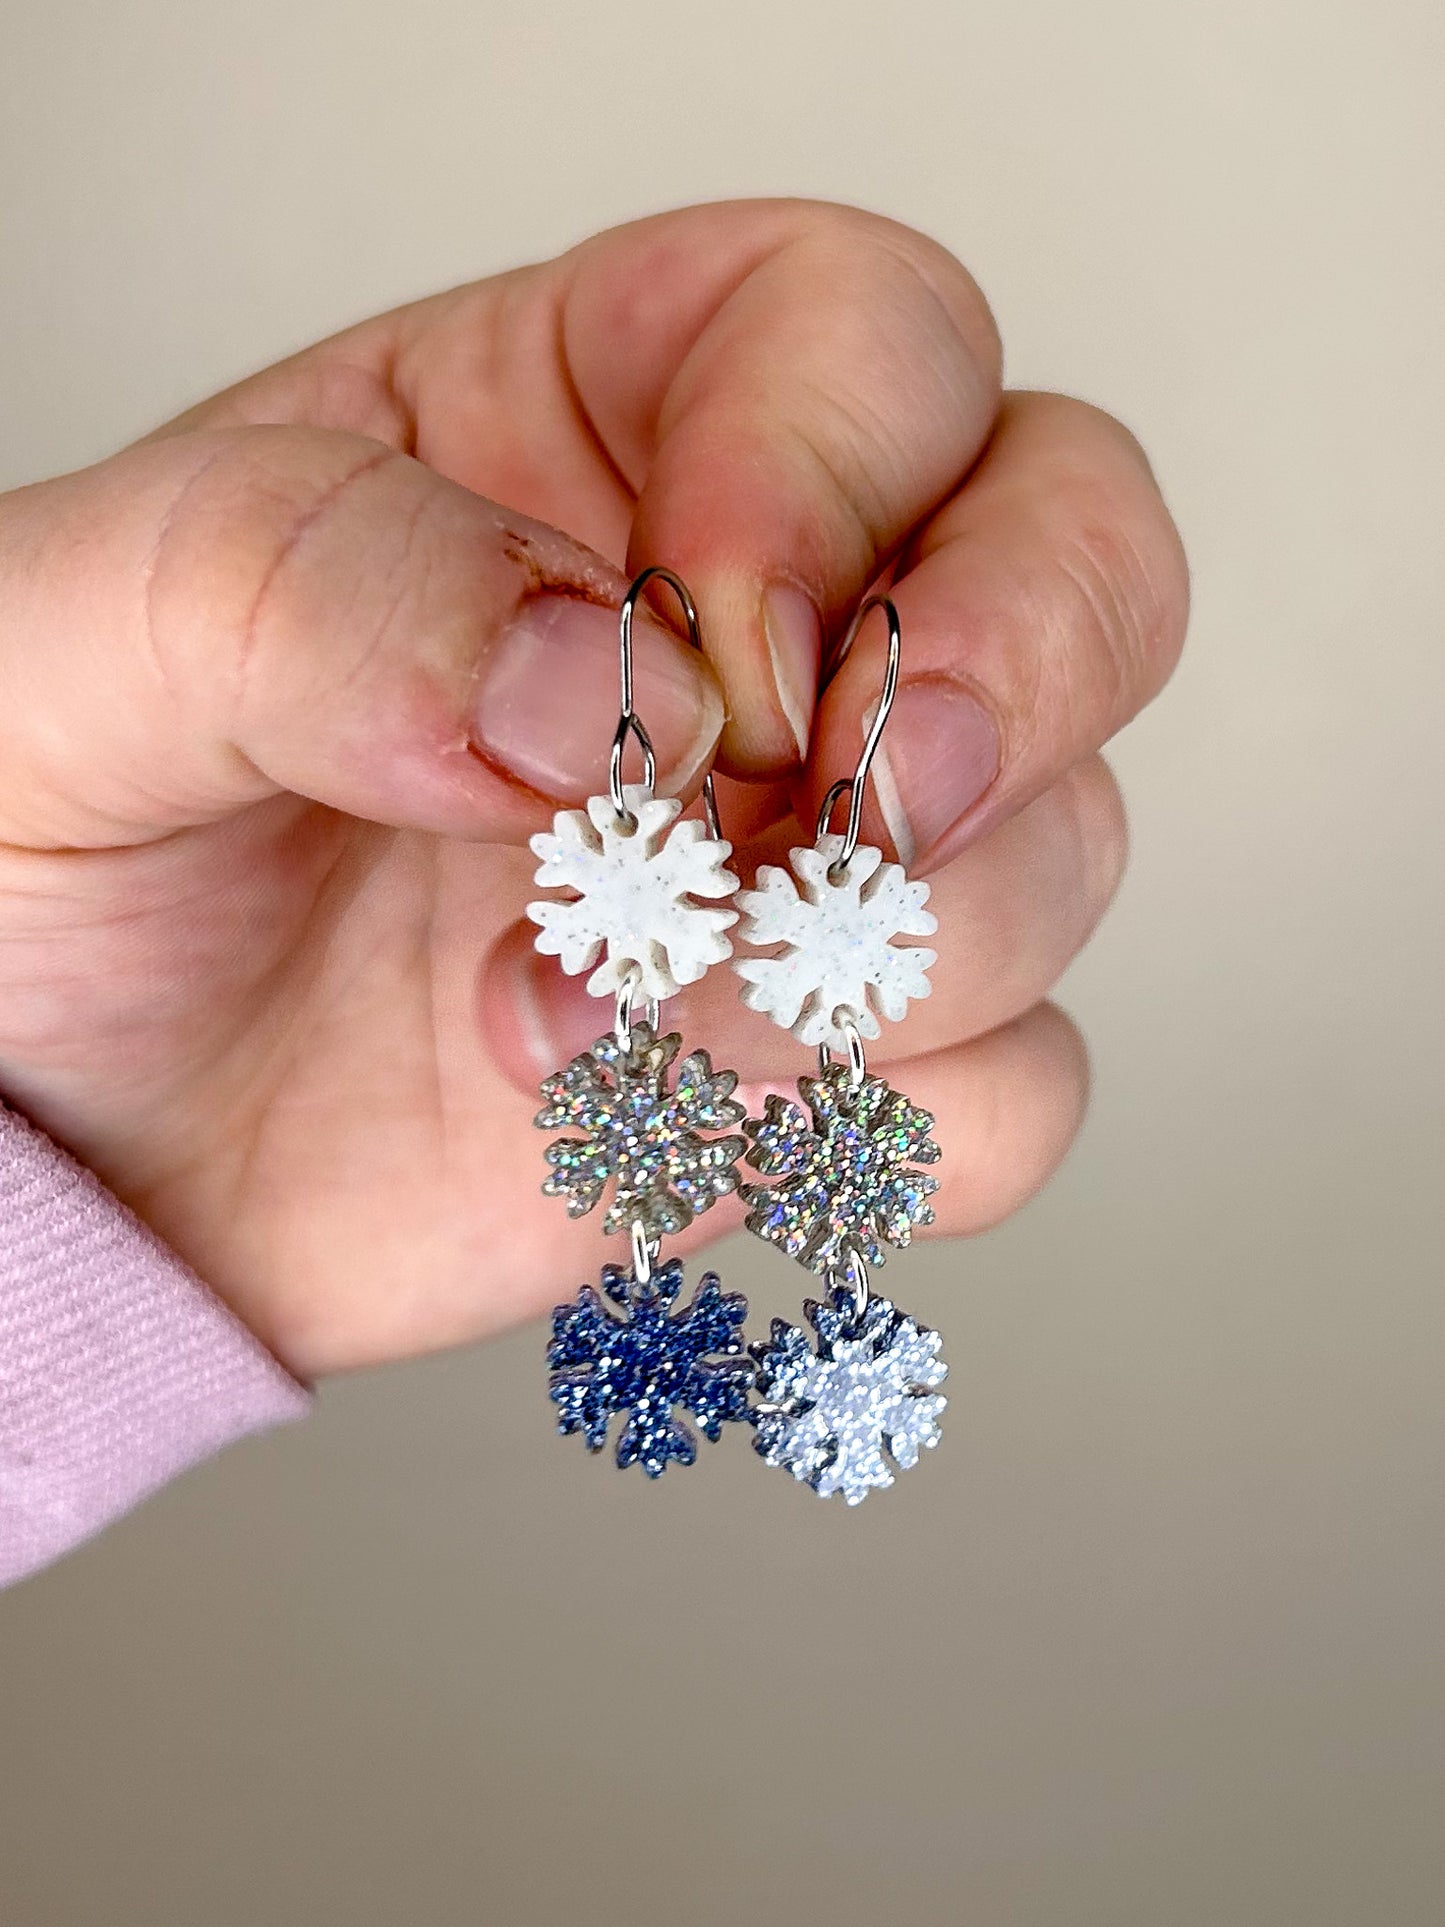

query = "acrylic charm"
[528,787,737,1003]
[742,1062,939,1271]
[530,568,752,1475]
[537,1020,746,1240]
[548,1257,751,1476]
[735,835,936,1051]
[751,1281,947,1505]
[527,566,737,1002]
[737,596,949,1499]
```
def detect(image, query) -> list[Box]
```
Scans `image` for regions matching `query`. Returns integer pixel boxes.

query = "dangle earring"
[734,596,948,1504]
[526,569,755,1476]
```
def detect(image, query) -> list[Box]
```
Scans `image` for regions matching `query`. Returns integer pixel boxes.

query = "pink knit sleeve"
[0,1103,311,1586]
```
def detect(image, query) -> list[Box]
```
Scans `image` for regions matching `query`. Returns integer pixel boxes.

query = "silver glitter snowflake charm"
[528,786,738,1003]
[751,1288,947,1503]
[734,834,936,1052]
[536,1022,747,1241]
[742,1064,940,1273]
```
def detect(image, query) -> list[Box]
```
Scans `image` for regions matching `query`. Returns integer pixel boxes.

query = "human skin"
[0,199,1187,1378]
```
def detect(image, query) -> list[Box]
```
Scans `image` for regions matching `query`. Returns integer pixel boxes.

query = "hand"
[0,200,1186,1377]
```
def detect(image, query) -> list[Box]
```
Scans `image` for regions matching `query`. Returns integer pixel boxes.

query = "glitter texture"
[528,786,738,1003]
[547,1257,751,1475]
[751,1288,947,1503]
[742,1064,940,1272]
[536,1022,746,1241]
[734,834,936,1051]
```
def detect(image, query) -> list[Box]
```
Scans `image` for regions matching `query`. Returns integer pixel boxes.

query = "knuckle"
[169,351,414,451]
[887,229,1003,388]
[800,203,1002,382]
[780,383,897,568]
[145,426,404,724]
[1063,755,1130,926]
[257,354,415,449]
[1040,1004,1093,1151]
[1051,491,1188,726]
[1002,392,1191,694]
[1023,391,1157,473]
[962,1005,1091,1231]
[767,210,1002,555]
[1031,396,1191,695]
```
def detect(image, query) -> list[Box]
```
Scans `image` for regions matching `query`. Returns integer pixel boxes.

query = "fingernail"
[503,936,610,1081]
[471,595,722,801]
[762,583,822,759]
[486,923,678,1090]
[872,677,1002,868]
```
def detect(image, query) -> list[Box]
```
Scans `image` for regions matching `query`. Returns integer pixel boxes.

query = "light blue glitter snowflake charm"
[751,1287,947,1504]
[742,1064,940,1273]
[547,1257,752,1475]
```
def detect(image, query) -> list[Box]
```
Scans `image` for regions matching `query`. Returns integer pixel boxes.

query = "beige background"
[2,2,1443,1922]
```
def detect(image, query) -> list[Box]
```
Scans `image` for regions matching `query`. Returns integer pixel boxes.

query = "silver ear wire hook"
[612,567,723,840]
[813,594,902,878]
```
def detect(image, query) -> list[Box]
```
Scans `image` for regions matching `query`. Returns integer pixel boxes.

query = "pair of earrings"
[526,569,947,1504]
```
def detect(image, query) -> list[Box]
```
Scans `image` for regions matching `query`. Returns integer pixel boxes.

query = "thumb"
[0,426,723,850]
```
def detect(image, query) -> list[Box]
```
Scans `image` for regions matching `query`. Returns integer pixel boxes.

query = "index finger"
[148,199,1002,780]
[563,200,1003,772]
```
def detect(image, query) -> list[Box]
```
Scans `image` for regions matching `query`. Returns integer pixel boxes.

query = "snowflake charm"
[734,834,936,1051]
[528,786,738,1003]
[547,1257,752,1475]
[751,1288,947,1504]
[536,1022,747,1241]
[742,1064,940,1273]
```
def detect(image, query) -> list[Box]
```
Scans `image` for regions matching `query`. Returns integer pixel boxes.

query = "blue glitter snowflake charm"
[546,1257,752,1475]
[742,1064,940,1273]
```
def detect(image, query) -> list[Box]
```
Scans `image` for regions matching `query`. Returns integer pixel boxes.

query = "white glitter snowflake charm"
[751,1289,947,1504]
[734,834,936,1051]
[529,786,738,1003]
